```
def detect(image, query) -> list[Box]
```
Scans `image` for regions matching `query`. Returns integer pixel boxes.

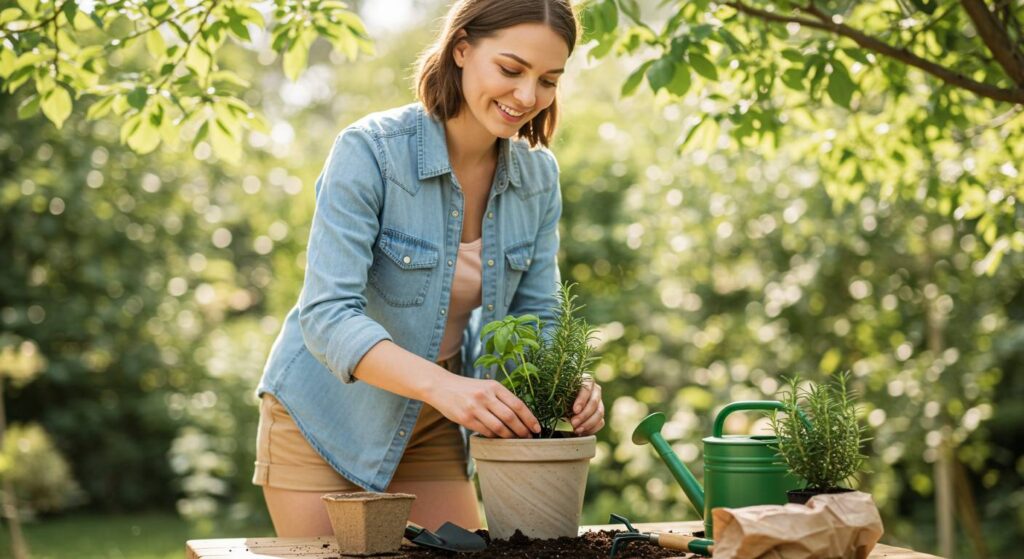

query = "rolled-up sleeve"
[509,155,562,328]
[298,127,391,384]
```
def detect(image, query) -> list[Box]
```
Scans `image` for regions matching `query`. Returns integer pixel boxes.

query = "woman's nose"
[514,82,536,109]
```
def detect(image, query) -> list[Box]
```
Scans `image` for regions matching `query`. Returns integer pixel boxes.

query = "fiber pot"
[321,492,415,556]
[470,433,596,540]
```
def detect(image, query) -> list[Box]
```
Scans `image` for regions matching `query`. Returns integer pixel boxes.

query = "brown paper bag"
[712,491,883,559]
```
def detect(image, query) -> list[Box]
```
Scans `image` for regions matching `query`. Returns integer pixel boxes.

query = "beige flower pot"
[470,434,596,540]
[321,492,415,556]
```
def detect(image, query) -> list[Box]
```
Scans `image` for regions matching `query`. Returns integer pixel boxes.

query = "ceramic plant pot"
[321,492,415,556]
[470,433,596,540]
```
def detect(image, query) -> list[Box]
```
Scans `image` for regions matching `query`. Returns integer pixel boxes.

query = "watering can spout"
[632,412,705,518]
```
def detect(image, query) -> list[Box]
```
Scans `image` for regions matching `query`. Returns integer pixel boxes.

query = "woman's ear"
[452,29,469,68]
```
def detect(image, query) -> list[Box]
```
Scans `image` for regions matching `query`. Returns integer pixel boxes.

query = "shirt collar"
[416,104,522,192]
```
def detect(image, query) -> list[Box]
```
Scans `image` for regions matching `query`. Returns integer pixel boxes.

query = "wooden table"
[186,520,944,558]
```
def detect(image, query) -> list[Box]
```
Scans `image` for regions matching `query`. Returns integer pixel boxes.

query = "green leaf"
[618,0,640,21]
[0,7,21,26]
[621,60,654,96]
[0,47,15,79]
[209,117,241,163]
[646,57,675,92]
[781,68,805,91]
[826,61,855,108]
[17,94,39,119]
[599,0,618,32]
[689,52,718,81]
[282,30,314,81]
[781,48,804,63]
[127,87,149,110]
[666,62,691,96]
[85,95,116,120]
[228,16,251,42]
[145,30,167,59]
[40,85,72,129]
[495,327,509,355]
[125,115,161,154]
[842,48,871,65]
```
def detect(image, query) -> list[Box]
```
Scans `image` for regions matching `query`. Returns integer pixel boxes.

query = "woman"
[252,0,605,537]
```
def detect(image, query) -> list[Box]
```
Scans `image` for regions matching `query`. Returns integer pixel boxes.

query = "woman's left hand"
[569,375,605,436]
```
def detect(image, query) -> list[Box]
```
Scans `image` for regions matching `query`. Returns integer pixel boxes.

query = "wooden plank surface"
[186,520,943,558]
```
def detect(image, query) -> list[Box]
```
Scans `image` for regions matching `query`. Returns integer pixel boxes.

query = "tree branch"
[959,0,1024,86]
[724,0,1024,105]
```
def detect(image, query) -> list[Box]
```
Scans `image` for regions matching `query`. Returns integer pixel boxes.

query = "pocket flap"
[379,228,439,270]
[504,242,534,272]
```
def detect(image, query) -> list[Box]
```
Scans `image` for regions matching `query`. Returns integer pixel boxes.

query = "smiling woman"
[250,0,607,541]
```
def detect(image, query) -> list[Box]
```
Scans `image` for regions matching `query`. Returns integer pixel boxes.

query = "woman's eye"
[541,79,558,88]
[499,66,520,76]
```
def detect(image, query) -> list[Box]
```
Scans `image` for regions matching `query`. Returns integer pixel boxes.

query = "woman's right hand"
[426,374,541,438]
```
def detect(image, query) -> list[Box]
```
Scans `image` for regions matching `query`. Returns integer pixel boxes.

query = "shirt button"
[487,212,494,219]
[526,258,531,265]
[402,256,411,264]
[451,209,459,217]
[440,308,447,315]
[487,259,494,267]
[399,430,406,437]
[487,304,494,311]
[447,259,454,267]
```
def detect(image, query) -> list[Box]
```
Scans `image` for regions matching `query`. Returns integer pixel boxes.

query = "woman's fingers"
[494,387,541,436]
[571,381,604,434]
[575,400,605,435]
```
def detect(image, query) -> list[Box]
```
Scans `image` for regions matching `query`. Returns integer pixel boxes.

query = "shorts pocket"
[369,228,440,307]
[503,240,534,307]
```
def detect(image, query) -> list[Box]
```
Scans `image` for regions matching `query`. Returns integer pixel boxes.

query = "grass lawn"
[0,511,275,559]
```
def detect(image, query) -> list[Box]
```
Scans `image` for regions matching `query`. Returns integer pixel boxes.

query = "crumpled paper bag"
[712,491,883,559]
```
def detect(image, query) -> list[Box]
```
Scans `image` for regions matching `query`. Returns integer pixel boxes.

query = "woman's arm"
[353,340,541,438]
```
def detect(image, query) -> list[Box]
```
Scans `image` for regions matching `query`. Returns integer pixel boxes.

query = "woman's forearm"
[351,340,453,402]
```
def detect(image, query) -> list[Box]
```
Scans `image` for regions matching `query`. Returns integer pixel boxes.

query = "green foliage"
[0,423,84,516]
[0,0,373,161]
[580,0,1024,263]
[476,283,598,435]
[770,373,869,490]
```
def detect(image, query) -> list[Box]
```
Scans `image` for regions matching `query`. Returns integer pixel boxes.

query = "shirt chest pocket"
[503,241,534,307]
[369,228,439,307]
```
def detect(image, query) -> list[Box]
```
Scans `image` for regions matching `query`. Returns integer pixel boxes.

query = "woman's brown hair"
[415,0,578,147]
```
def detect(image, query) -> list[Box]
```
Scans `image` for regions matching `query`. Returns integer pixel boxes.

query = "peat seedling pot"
[787,487,855,505]
[321,492,415,556]
[470,433,596,540]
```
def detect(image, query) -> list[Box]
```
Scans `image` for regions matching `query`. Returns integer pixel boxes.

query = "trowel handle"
[651,532,714,556]
[713,400,810,437]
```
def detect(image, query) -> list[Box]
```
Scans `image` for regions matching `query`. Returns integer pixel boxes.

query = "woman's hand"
[569,375,605,436]
[426,373,541,439]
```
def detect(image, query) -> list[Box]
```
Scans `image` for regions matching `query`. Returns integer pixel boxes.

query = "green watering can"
[633,400,808,538]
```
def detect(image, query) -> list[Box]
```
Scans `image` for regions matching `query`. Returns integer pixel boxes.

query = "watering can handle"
[712,400,811,437]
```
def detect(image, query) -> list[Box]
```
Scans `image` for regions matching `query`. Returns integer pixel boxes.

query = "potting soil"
[327,529,701,558]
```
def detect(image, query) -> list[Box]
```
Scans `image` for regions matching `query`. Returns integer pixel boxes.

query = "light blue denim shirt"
[256,103,562,492]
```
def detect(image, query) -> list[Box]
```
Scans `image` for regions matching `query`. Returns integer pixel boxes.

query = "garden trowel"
[404,521,487,552]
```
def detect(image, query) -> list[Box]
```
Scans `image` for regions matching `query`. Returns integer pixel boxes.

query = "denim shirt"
[256,103,562,492]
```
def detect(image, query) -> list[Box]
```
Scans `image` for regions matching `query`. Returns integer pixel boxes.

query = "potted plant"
[769,372,870,504]
[469,282,598,540]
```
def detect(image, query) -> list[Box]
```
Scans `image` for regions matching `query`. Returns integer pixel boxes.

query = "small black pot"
[787,487,855,505]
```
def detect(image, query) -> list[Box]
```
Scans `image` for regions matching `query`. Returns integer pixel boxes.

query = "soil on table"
[330,529,702,558]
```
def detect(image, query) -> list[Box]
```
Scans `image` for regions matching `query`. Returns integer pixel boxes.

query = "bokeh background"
[2,0,1022,557]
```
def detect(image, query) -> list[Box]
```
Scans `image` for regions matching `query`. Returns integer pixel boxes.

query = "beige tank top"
[436,237,483,358]
[438,238,483,361]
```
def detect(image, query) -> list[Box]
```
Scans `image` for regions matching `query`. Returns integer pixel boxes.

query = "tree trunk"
[0,378,31,559]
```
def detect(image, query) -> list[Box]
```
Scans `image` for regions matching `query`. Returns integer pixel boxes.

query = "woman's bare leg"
[262,486,346,537]
[387,479,481,532]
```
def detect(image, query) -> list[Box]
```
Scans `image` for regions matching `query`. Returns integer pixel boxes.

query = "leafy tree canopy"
[581,0,1024,268]
[0,0,372,160]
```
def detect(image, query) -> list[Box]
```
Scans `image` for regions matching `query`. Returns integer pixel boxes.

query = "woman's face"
[453,22,570,139]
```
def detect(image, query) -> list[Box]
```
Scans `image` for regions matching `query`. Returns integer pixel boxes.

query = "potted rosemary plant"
[469,282,598,540]
[769,372,870,504]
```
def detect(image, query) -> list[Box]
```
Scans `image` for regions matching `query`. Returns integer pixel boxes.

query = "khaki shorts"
[252,355,468,491]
